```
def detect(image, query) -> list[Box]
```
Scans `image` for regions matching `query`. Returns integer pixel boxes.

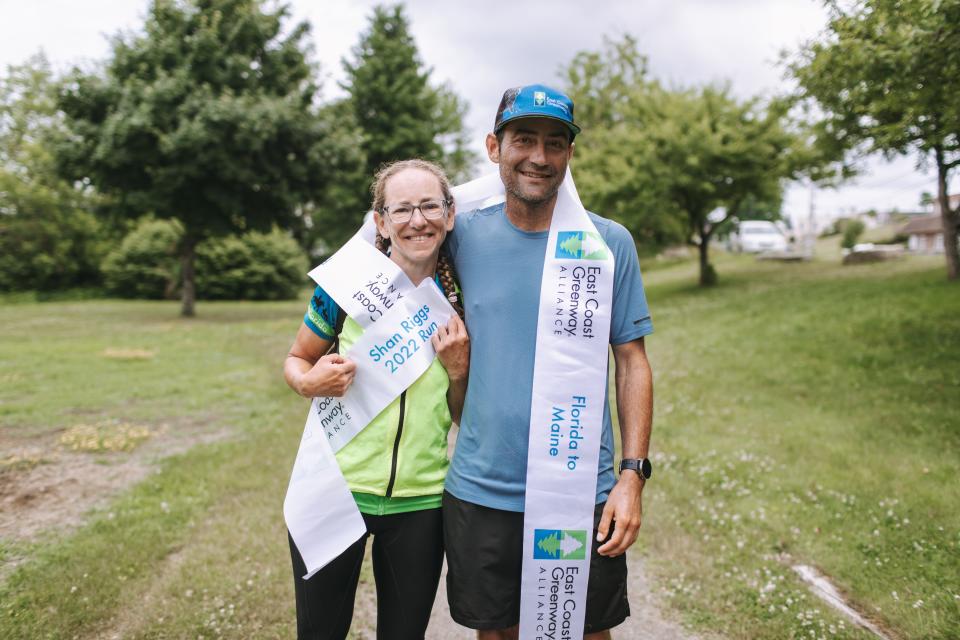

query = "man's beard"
[501,166,561,206]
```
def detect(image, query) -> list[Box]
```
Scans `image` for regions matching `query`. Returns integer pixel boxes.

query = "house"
[900,214,945,254]
[903,194,959,254]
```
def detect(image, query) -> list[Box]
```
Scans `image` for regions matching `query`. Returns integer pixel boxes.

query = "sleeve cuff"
[303,311,335,341]
[611,317,653,345]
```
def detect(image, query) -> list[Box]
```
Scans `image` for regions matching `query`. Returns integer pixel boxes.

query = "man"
[443,84,654,640]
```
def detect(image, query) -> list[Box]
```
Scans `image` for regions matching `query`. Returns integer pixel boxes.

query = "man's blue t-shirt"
[444,202,653,512]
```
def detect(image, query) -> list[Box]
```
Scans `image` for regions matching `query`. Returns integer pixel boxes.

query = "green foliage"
[0,189,107,292]
[101,218,182,299]
[841,219,866,249]
[303,4,476,257]
[56,0,357,314]
[826,216,865,239]
[293,97,370,259]
[564,37,686,250]
[0,54,107,291]
[736,193,783,223]
[648,86,795,267]
[788,0,960,279]
[790,0,960,159]
[102,217,307,300]
[342,4,474,182]
[566,36,812,285]
[196,227,308,300]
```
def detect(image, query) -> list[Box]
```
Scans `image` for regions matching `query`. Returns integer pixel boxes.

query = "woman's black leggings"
[288,507,444,640]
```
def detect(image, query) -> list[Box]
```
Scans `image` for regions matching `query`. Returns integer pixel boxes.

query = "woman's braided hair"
[371,159,464,320]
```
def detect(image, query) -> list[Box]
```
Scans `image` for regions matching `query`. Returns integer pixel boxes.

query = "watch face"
[641,458,652,479]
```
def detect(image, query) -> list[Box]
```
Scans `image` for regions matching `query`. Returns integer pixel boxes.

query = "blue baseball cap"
[494,84,581,139]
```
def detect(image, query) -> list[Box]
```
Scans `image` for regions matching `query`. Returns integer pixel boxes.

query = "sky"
[1,0,955,230]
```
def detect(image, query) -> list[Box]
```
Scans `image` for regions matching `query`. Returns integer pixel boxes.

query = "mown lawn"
[0,298,312,639]
[638,246,959,639]
[1,245,958,639]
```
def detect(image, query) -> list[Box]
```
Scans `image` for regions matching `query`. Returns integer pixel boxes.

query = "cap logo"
[494,85,580,137]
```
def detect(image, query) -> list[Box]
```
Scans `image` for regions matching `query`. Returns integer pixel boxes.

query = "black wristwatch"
[619,458,652,480]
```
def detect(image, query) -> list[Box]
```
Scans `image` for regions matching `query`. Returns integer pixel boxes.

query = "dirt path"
[350,555,711,640]
[0,417,229,583]
[430,557,710,640]
[348,426,712,639]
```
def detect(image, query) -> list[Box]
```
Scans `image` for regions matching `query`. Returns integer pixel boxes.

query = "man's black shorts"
[442,491,630,632]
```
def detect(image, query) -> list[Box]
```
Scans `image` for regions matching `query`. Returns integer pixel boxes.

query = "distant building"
[900,214,945,254]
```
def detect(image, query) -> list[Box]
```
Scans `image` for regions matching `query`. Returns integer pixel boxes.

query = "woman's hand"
[432,315,470,382]
[296,353,357,398]
[432,315,470,424]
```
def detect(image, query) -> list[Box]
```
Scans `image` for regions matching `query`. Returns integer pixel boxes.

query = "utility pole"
[805,179,817,258]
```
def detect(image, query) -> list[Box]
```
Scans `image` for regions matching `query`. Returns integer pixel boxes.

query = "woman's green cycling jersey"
[304,281,452,515]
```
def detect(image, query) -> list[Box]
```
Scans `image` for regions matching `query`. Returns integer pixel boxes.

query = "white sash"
[451,170,615,640]
[518,172,614,640]
[284,228,455,577]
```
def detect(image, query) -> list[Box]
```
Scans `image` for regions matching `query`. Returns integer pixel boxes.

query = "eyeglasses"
[381,199,450,223]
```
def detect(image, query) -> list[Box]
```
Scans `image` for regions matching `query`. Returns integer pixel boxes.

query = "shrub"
[841,219,866,249]
[101,218,181,299]
[102,219,308,300]
[196,228,308,300]
[0,204,107,292]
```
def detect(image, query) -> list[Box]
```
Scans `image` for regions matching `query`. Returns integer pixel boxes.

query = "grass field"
[1,241,958,639]
[638,242,959,639]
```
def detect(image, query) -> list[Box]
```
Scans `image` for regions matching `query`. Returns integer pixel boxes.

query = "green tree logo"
[533,529,587,560]
[555,231,610,260]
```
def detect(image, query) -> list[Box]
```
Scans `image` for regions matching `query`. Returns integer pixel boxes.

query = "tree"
[566,37,810,285]
[650,87,800,285]
[788,0,960,280]
[564,36,687,252]
[0,54,105,292]
[290,97,369,258]
[57,0,352,315]
[342,4,474,184]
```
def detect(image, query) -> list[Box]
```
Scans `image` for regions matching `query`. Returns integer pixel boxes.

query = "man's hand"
[432,315,470,381]
[598,337,653,557]
[596,472,644,557]
[296,353,356,397]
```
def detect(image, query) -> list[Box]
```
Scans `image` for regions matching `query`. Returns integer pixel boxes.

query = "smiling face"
[487,118,574,208]
[374,167,455,275]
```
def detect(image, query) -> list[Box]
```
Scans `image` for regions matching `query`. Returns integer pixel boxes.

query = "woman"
[283,159,469,640]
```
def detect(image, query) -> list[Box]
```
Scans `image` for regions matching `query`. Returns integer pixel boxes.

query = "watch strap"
[619,457,652,479]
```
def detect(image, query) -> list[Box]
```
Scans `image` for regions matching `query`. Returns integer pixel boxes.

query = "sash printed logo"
[533,529,587,560]
[555,231,610,260]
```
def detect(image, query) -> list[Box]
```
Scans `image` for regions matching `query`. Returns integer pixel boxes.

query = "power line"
[850,175,935,192]
[851,168,927,188]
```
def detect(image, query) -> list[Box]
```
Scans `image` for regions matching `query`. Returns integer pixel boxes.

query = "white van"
[729,220,788,253]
